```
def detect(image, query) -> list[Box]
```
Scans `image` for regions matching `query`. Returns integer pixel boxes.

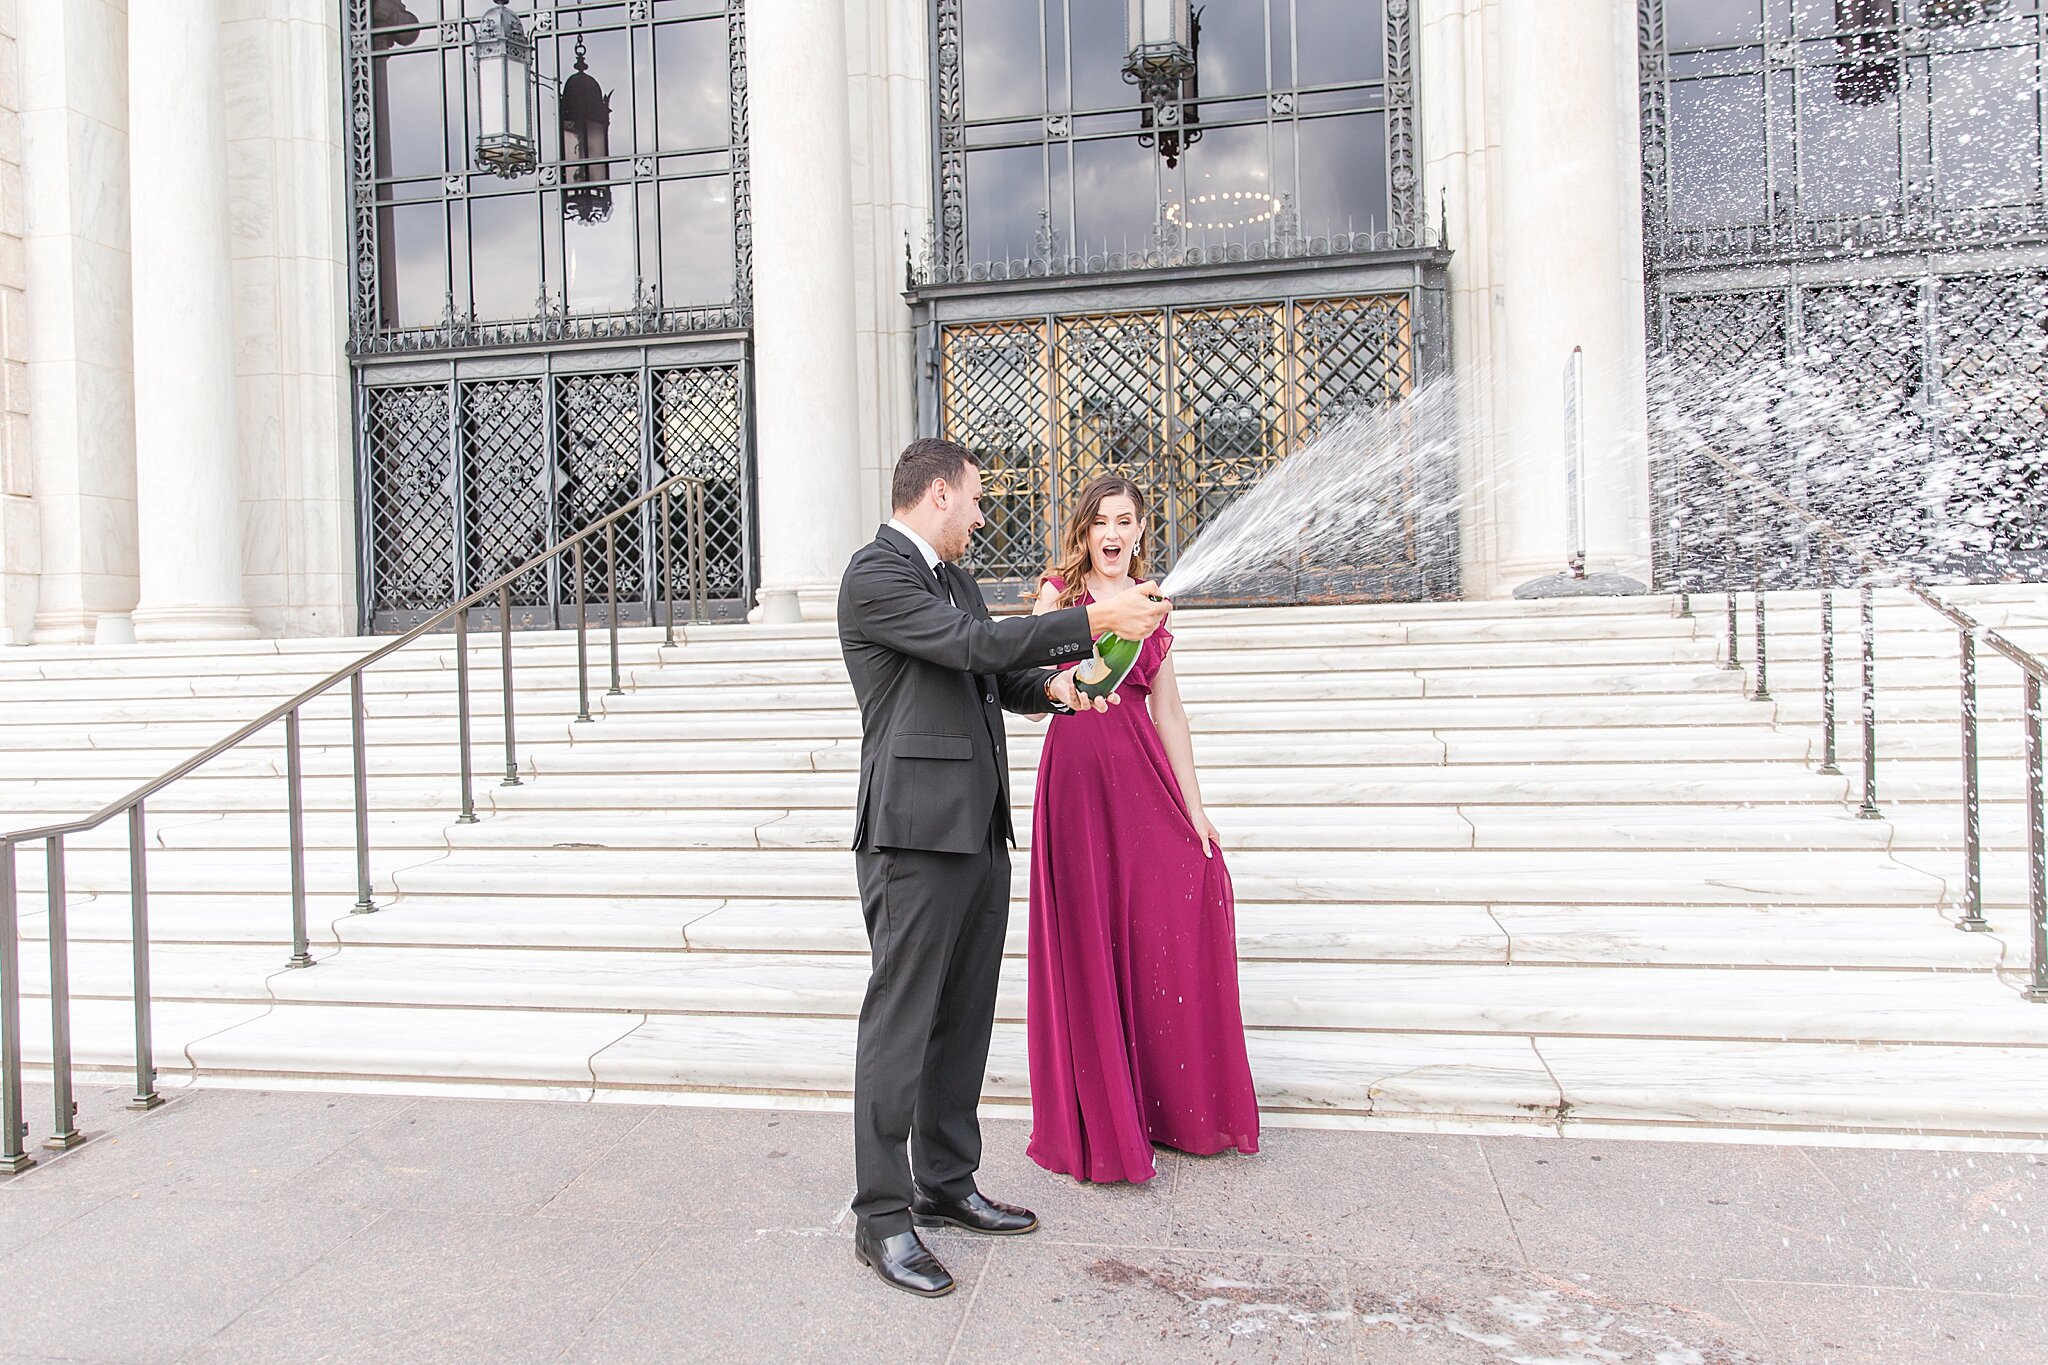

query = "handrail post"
[1857,580,1881,819]
[1955,629,1988,932]
[1750,518,1770,701]
[0,839,34,1172]
[573,539,592,722]
[285,708,315,966]
[453,609,479,819]
[43,834,82,1149]
[2025,672,2048,1002]
[349,673,376,914]
[126,804,162,1111]
[605,522,623,696]
[1819,547,1839,775]
[691,480,709,625]
[1722,491,1741,672]
[659,488,676,648]
[499,585,522,786]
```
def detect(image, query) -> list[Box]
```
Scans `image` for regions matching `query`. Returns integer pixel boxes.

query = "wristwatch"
[1041,669,1075,715]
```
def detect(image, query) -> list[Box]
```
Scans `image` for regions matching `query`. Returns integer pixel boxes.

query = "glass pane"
[371,0,439,26]
[1172,121,1276,249]
[967,143,1046,262]
[1932,45,2041,208]
[1798,64,1902,217]
[385,201,448,329]
[1670,74,1768,226]
[1196,0,1269,100]
[1069,0,1131,112]
[659,176,736,306]
[470,193,540,322]
[963,0,1046,119]
[562,190,637,314]
[1668,0,1766,47]
[375,49,443,180]
[1072,135,1161,255]
[1295,112,1386,236]
[1296,0,1383,87]
[654,18,730,152]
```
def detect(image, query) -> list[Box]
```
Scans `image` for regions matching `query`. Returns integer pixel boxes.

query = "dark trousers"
[851,828,1010,1236]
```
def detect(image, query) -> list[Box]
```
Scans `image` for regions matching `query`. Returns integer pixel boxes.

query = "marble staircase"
[5,588,2048,1146]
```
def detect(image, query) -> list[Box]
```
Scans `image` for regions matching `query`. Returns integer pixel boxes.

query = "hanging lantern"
[561,37,614,224]
[1832,0,1900,106]
[1125,0,1202,167]
[473,4,537,177]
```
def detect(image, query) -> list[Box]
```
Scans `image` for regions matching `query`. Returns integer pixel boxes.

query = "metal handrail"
[1690,444,2048,1005]
[0,472,713,1173]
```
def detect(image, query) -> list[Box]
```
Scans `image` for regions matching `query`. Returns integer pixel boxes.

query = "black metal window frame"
[342,0,754,357]
[354,341,758,633]
[1640,0,2048,268]
[920,0,1425,286]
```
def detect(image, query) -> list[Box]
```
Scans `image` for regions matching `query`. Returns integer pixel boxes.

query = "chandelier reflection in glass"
[1124,0,1203,167]
[561,36,614,224]
[471,6,615,225]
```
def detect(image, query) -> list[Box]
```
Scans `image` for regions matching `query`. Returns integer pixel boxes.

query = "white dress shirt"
[888,518,953,605]
[886,517,943,573]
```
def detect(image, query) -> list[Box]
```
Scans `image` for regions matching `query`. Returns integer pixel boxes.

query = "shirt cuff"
[1041,669,1075,715]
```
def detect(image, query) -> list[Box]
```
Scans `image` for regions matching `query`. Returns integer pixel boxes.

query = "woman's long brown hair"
[1047,475,1152,609]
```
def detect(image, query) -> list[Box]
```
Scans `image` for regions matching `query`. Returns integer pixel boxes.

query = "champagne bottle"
[1071,630,1145,702]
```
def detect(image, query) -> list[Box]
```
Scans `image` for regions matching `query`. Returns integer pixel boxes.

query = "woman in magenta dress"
[1025,474,1259,1184]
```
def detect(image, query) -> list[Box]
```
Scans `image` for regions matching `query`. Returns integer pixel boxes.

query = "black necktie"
[933,561,952,605]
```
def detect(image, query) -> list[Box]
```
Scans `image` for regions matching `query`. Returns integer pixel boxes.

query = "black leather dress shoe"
[853,1224,955,1298]
[910,1188,1039,1235]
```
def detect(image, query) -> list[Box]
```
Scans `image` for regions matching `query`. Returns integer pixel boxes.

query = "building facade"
[0,0,2037,644]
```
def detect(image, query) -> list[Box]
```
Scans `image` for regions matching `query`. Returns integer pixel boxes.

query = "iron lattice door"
[937,294,1440,604]
[359,359,753,632]
[1656,275,2048,589]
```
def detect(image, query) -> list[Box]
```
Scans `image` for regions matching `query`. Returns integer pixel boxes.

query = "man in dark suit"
[837,437,1172,1297]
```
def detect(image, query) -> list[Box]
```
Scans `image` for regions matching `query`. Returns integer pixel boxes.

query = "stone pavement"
[1,1084,2042,1364]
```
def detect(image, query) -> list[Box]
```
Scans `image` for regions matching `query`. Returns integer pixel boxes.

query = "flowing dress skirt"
[1025,628,1260,1184]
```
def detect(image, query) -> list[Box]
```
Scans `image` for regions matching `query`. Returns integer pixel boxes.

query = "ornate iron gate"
[936,292,1447,603]
[358,354,753,632]
[1655,274,2048,587]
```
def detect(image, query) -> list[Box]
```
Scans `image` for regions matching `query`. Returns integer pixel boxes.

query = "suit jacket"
[838,525,1095,854]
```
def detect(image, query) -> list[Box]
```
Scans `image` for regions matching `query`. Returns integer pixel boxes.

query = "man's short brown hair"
[891,438,980,513]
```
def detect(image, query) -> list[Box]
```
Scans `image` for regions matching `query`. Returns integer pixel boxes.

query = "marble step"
[17,997,2048,1139]
[0,726,1834,785]
[10,800,2019,856]
[0,703,1835,757]
[3,760,2029,821]
[0,841,1964,908]
[0,761,1865,815]
[19,942,2043,1048]
[12,889,2015,971]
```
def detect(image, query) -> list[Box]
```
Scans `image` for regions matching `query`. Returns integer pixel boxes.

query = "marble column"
[1419,0,1651,597]
[126,0,256,640]
[1488,0,1651,593]
[19,0,140,644]
[746,0,865,623]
